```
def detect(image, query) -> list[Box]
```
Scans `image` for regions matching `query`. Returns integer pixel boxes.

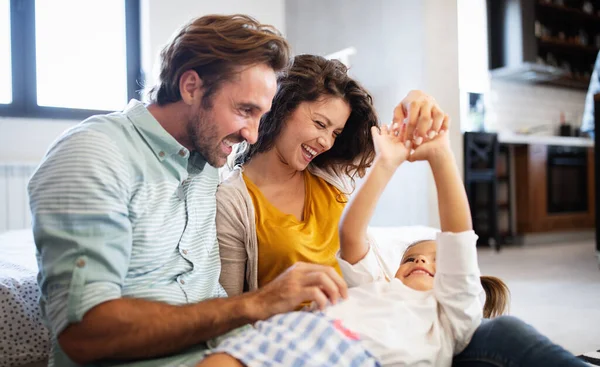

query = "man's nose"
[240,118,260,144]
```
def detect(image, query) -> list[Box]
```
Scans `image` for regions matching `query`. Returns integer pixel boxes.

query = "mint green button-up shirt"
[28,100,227,367]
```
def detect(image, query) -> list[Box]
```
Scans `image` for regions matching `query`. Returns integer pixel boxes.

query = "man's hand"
[247,262,348,320]
[392,90,449,147]
[371,123,410,170]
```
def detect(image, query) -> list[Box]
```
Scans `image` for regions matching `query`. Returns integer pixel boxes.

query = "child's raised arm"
[339,124,410,265]
[408,127,472,233]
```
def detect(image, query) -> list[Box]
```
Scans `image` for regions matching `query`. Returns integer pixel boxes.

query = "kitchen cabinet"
[513,144,596,232]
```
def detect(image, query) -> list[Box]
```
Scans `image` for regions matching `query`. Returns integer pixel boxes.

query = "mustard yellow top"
[243,171,345,288]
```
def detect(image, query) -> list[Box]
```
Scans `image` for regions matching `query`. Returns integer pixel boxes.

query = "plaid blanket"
[212,311,379,367]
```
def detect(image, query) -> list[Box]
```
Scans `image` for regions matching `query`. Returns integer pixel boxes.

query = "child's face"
[394,241,436,291]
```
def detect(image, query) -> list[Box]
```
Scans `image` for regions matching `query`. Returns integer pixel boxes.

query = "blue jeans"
[452,316,587,366]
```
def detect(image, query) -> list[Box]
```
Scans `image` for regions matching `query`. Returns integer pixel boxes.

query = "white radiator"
[0,163,38,233]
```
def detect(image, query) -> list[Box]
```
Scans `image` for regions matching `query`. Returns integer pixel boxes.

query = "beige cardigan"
[215,165,356,296]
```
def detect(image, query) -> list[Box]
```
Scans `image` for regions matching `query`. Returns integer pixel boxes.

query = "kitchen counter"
[498,132,594,147]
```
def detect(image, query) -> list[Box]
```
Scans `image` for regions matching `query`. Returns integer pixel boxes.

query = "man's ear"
[180,70,203,106]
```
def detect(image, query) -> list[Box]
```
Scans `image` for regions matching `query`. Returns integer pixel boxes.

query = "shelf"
[538,37,600,55]
[537,2,600,22]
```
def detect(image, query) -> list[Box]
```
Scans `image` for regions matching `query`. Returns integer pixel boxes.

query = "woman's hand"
[371,122,410,170]
[392,90,450,147]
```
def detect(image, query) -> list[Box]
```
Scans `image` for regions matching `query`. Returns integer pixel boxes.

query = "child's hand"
[371,123,410,170]
[408,118,452,164]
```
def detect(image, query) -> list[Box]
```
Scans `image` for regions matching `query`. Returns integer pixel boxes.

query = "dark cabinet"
[464,132,515,249]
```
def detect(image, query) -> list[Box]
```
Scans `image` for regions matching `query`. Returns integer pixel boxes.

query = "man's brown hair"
[146,14,290,107]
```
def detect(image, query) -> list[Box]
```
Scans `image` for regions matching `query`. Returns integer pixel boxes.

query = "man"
[29,13,446,367]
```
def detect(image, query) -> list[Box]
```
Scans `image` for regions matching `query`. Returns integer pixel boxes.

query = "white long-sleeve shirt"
[324,231,483,367]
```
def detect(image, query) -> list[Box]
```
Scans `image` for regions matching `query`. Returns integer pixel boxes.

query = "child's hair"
[480,276,511,318]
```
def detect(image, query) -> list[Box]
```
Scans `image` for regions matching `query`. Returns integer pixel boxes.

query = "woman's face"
[274,97,351,171]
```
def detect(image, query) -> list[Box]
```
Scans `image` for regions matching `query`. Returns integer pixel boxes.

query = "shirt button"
[180,279,185,285]
[178,149,187,157]
[76,258,86,268]
[182,249,188,255]
[158,151,165,158]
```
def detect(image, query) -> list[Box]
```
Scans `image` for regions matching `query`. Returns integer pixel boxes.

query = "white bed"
[0,229,48,367]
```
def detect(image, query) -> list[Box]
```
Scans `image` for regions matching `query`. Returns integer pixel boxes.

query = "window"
[0,0,141,119]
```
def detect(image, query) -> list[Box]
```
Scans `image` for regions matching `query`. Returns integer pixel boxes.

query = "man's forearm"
[59,293,260,365]
[429,152,473,233]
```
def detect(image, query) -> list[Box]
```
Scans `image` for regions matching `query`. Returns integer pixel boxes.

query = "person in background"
[581,51,599,138]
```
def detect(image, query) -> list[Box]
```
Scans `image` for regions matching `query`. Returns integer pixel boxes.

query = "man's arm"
[58,295,255,364]
[59,261,347,365]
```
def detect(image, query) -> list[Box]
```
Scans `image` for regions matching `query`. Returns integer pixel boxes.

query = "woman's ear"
[179,70,203,106]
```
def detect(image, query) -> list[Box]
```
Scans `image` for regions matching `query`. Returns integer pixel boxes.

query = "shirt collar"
[124,99,206,170]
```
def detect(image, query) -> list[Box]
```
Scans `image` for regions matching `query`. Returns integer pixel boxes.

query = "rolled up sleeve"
[28,128,133,337]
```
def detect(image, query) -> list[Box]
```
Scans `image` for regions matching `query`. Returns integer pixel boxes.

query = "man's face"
[188,63,278,167]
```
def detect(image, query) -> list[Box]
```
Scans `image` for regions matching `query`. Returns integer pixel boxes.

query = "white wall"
[486,81,586,134]
[422,0,461,229]
[141,0,286,90]
[0,117,77,163]
[0,0,286,164]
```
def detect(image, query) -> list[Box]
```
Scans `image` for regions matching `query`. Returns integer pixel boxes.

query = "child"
[198,123,587,367]
[323,122,508,366]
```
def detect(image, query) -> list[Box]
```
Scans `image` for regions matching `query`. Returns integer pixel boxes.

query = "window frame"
[0,0,142,120]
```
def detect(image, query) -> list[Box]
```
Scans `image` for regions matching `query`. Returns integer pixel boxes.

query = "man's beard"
[188,107,223,167]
